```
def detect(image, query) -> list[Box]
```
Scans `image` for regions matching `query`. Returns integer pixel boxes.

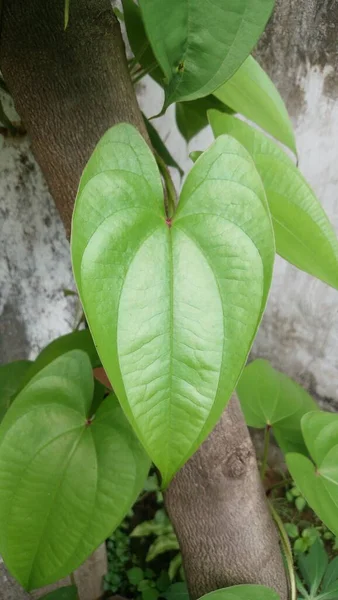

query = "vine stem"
[260,423,271,480]
[269,500,297,600]
[155,152,176,218]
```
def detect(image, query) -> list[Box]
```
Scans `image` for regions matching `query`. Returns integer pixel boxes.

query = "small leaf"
[64,0,70,29]
[168,553,182,581]
[71,123,275,486]
[0,360,32,422]
[144,115,183,176]
[40,586,78,600]
[237,359,318,454]
[284,523,299,539]
[176,97,233,143]
[198,585,280,600]
[287,412,338,539]
[297,539,328,596]
[20,329,100,390]
[213,55,296,154]
[139,0,275,106]
[127,567,145,585]
[157,570,171,592]
[146,534,180,562]
[131,521,172,538]
[209,112,338,290]
[163,582,189,600]
[0,350,150,590]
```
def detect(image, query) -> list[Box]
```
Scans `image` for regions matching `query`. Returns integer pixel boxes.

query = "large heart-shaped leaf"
[287,412,338,538]
[213,56,296,154]
[209,112,338,289]
[0,360,32,422]
[138,0,275,106]
[0,350,149,590]
[198,585,280,600]
[71,123,274,487]
[237,359,318,454]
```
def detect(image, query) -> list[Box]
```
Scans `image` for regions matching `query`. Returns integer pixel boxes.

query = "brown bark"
[0,2,287,599]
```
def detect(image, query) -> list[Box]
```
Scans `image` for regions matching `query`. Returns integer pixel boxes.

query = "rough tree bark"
[0,2,288,599]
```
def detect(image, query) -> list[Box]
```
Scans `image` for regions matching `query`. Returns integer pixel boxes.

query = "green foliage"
[20,329,100,391]
[71,123,274,487]
[138,0,274,106]
[296,540,338,599]
[143,115,183,175]
[208,112,338,290]
[176,97,233,143]
[0,360,32,422]
[213,55,296,153]
[287,412,338,539]
[0,350,149,590]
[237,359,318,455]
[105,523,131,593]
[198,585,280,600]
[164,583,189,600]
[40,587,78,600]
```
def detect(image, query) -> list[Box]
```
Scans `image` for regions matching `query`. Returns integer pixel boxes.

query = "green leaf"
[40,586,78,600]
[139,0,275,106]
[168,553,182,581]
[64,0,70,29]
[164,583,189,600]
[176,97,233,143]
[71,123,275,486]
[213,55,296,154]
[284,523,299,539]
[157,570,171,592]
[0,360,32,422]
[146,534,180,562]
[122,0,163,84]
[127,567,145,585]
[237,359,318,454]
[143,115,183,176]
[131,520,172,538]
[322,556,338,591]
[20,329,100,390]
[297,539,328,596]
[209,112,338,290]
[0,350,150,590]
[287,412,338,539]
[198,585,280,600]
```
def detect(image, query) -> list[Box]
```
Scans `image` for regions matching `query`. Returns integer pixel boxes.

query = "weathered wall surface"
[1,0,338,596]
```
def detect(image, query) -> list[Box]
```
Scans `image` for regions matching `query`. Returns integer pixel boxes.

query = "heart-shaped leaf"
[138,0,275,106]
[40,586,78,600]
[209,112,338,289]
[198,585,280,600]
[0,350,149,590]
[213,56,296,154]
[71,123,274,487]
[287,412,338,538]
[0,360,32,422]
[237,359,318,454]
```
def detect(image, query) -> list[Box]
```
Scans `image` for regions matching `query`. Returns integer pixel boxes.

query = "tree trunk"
[0,2,287,599]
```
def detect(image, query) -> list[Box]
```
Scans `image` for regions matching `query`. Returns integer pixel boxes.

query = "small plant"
[296,540,338,600]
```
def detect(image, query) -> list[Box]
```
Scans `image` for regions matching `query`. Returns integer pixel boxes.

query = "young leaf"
[71,124,274,487]
[0,360,32,422]
[176,97,233,143]
[322,556,338,592]
[209,112,338,290]
[297,539,328,596]
[143,115,183,176]
[20,329,100,390]
[198,585,280,600]
[237,359,318,454]
[213,55,296,154]
[138,0,275,106]
[287,412,338,539]
[40,586,78,600]
[0,350,150,590]
[146,534,180,562]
